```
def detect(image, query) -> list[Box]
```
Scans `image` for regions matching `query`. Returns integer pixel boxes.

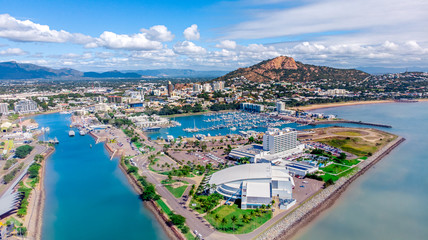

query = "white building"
[203,83,212,92]
[193,83,202,92]
[276,101,286,112]
[212,81,225,91]
[240,103,265,112]
[14,99,38,114]
[0,103,9,115]
[209,163,295,209]
[263,128,298,154]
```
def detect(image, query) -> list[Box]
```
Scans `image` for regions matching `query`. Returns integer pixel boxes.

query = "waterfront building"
[263,128,298,154]
[209,163,295,209]
[0,103,9,115]
[284,162,318,177]
[14,99,38,114]
[240,102,265,112]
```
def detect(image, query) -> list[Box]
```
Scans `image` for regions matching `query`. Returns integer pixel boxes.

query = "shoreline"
[27,146,55,240]
[292,99,428,111]
[255,136,405,240]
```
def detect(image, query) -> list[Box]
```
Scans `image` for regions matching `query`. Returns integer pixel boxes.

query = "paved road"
[0,144,47,198]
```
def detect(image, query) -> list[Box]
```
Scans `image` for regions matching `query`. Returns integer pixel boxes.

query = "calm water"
[34,113,167,240]
[147,113,313,140]
[294,102,428,240]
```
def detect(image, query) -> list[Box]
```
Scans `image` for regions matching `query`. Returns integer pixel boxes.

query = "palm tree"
[221,218,227,231]
[231,215,237,231]
[242,214,249,224]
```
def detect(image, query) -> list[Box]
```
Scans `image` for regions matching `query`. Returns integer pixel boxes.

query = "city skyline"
[0,0,427,71]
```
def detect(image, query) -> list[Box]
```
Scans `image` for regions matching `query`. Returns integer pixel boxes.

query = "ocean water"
[34,113,167,240]
[294,102,428,240]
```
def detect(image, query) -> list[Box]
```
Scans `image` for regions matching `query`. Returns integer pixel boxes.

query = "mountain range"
[0,61,227,80]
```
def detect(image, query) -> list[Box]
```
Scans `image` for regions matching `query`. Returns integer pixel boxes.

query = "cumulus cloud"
[0,48,27,56]
[215,40,237,49]
[183,24,200,40]
[92,31,163,50]
[141,25,174,42]
[173,41,206,55]
[0,14,92,44]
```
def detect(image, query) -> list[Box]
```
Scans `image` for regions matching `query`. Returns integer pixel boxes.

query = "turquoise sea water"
[294,102,428,240]
[34,113,167,240]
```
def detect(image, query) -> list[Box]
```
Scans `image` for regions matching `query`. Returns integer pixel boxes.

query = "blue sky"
[0,0,427,71]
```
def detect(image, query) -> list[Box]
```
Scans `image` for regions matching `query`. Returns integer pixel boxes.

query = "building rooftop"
[209,163,272,186]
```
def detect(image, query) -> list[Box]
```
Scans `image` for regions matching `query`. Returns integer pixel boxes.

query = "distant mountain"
[83,70,141,78]
[357,66,428,75]
[0,61,83,79]
[0,61,228,80]
[124,69,228,78]
[215,56,369,82]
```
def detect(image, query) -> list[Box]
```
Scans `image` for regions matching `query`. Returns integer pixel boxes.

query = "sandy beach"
[292,99,428,111]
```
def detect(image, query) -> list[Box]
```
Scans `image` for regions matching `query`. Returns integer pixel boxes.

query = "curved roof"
[209,163,273,186]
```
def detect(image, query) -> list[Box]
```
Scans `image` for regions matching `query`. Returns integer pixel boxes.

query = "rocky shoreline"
[256,137,405,240]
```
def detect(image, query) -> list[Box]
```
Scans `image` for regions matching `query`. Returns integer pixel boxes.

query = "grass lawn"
[319,137,377,156]
[164,184,188,198]
[321,173,339,182]
[156,199,173,216]
[185,232,195,240]
[161,179,189,185]
[336,158,361,166]
[321,163,350,174]
[205,205,272,234]
[333,131,363,136]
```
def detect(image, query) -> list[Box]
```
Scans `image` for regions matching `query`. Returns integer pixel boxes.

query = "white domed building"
[208,163,295,209]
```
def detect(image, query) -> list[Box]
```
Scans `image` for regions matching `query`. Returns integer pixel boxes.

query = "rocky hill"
[215,56,369,82]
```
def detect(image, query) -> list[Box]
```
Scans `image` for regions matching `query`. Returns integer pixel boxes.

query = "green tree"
[170,214,186,226]
[15,145,34,159]
[231,215,237,231]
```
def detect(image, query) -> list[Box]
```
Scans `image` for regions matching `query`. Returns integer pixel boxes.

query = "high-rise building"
[240,102,265,112]
[0,103,8,115]
[212,81,225,91]
[276,101,286,112]
[203,83,212,92]
[193,83,202,92]
[263,128,298,154]
[167,81,174,96]
[107,95,122,103]
[14,99,38,114]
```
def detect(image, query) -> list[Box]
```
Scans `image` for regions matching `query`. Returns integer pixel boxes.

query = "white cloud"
[0,14,92,44]
[173,41,206,55]
[183,24,200,41]
[93,31,163,50]
[0,48,27,56]
[141,25,174,42]
[215,40,237,49]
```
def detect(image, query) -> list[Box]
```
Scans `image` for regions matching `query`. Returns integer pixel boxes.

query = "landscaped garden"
[205,204,272,234]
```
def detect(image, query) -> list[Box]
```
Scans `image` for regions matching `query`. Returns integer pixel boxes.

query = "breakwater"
[256,137,405,240]
[311,120,392,128]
